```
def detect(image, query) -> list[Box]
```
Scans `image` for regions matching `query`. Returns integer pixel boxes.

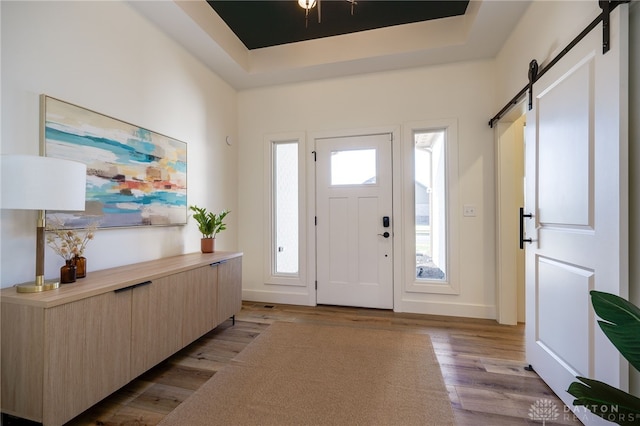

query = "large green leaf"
[568,376,640,425]
[590,290,640,372]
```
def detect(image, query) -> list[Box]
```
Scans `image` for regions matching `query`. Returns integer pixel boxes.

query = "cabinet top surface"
[1,251,242,308]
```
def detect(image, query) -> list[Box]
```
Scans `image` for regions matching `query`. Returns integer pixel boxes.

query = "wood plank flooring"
[4,302,583,425]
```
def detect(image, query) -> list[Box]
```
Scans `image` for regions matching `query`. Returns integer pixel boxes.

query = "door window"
[330,149,377,185]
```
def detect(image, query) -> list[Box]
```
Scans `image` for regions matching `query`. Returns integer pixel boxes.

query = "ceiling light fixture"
[298,0,317,10]
[298,0,317,28]
[298,0,357,28]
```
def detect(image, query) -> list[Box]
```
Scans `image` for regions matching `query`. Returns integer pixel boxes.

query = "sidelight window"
[264,132,307,288]
[414,129,447,281]
[273,141,299,274]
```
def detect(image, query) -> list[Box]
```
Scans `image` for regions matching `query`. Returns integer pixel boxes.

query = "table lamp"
[1,154,87,293]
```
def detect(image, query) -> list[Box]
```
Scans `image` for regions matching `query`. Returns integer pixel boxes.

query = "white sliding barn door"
[524,5,628,422]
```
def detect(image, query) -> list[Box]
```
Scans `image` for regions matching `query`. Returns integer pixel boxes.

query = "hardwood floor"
[5,302,582,425]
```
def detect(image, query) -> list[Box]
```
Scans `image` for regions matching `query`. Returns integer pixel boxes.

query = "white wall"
[238,61,498,318]
[629,0,639,396]
[0,1,239,288]
[629,0,640,328]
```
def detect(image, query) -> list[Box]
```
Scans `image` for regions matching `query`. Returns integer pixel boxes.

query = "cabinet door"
[1,303,45,423]
[83,290,133,407]
[217,257,242,325]
[43,290,132,426]
[131,277,184,377]
[182,265,217,346]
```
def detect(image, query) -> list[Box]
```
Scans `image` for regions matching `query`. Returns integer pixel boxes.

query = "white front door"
[524,5,629,421]
[315,133,393,309]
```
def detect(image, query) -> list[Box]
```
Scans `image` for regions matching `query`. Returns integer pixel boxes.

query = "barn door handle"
[519,207,533,249]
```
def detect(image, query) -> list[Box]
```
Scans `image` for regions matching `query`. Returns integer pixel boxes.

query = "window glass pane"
[415,130,446,281]
[274,142,298,274]
[331,149,376,185]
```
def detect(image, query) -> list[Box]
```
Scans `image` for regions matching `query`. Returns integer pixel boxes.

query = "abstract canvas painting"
[43,95,187,229]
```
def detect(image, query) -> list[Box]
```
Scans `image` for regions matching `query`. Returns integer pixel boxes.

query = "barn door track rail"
[488,0,629,128]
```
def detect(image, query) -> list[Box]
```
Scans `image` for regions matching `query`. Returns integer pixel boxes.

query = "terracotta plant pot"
[201,238,214,253]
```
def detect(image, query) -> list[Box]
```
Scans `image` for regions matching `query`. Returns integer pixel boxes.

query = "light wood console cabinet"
[1,252,242,426]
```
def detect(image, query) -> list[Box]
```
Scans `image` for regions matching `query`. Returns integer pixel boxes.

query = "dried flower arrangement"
[46,220,97,261]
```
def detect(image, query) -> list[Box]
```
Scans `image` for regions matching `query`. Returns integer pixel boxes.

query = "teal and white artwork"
[42,95,187,229]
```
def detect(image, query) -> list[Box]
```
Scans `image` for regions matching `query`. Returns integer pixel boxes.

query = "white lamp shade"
[1,155,87,211]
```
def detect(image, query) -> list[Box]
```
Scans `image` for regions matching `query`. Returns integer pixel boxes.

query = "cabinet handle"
[114,280,152,293]
[210,260,227,267]
[134,280,152,289]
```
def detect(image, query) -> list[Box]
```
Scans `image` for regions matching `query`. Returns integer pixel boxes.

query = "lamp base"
[16,280,60,293]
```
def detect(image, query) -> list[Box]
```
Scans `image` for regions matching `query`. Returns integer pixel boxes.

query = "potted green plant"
[189,205,230,253]
[567,291,640,425]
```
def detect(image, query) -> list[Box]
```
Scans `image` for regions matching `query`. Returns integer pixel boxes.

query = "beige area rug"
[159,322,454,426]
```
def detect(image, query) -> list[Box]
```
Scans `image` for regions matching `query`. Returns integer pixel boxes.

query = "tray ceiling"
[207,1,469,50]
[129,0,531,89]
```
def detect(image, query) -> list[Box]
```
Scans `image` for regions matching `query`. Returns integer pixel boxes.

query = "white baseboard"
[242,289,314,306]
[243,290,496,320]
[395,298,497,320]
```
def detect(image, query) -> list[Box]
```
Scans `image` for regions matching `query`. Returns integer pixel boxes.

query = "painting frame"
[42,95,187,230]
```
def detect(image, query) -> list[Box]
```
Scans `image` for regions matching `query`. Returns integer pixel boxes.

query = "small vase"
[60,259,77,284]
[74,255,86,278]
[201,238,214,253]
